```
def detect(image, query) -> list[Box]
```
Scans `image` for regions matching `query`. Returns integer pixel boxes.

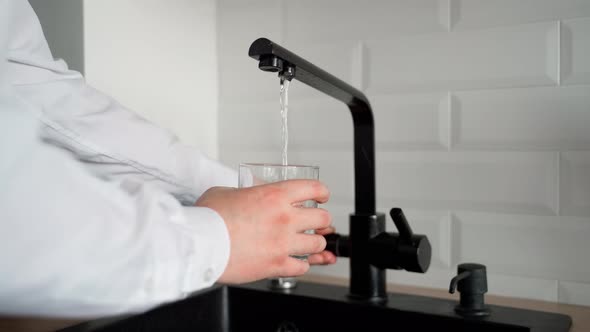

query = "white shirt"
[0,0,236,318]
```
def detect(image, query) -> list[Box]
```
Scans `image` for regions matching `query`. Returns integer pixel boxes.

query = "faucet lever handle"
[389,208,413,241]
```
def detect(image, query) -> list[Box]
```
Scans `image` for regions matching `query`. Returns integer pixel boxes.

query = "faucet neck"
[249,38,376,215]
[350,102,376,214]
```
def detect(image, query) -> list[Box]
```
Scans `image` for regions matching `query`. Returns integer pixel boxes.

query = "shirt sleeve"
[6,0,237,206]
[0,85,231,319]
[0,0,230,318]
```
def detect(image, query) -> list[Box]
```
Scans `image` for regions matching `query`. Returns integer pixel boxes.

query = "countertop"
[2,274,589,332]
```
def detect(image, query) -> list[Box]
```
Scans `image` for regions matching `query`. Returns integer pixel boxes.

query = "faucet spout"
[249,37,376,215]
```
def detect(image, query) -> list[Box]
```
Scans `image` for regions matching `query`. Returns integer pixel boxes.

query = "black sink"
[61,280,571,332]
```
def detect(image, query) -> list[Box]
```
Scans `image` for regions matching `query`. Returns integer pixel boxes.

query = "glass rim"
[239,162,319,170]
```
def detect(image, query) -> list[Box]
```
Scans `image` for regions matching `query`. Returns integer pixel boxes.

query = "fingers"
[275,257,310,277]
[308,251,337,265]
[314,226,336,236]
[274,250,337,278]
[274,252,336,278]
[288,233,327,256]
[275,179,330,205]
[292,207,331,232]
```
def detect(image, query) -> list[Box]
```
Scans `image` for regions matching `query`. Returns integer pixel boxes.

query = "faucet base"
[267,277,297,290]
[349,213,387,301]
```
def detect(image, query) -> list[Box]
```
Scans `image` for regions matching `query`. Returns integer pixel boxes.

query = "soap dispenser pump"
[449,263,491,317]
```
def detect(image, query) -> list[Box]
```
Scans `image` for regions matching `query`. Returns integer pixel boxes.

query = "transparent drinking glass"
[238,163,320,289]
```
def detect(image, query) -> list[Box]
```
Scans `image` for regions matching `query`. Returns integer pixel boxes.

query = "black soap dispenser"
[449,263,491,317]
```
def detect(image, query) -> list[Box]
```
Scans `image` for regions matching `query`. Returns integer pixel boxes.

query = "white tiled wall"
[217,0,590,305]
[561,152,590,217]
[562,17,590,85]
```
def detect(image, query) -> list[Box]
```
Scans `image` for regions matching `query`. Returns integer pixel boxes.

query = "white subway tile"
[558,281,590,306]
[224,150,559,215]
[454,212,590,282]
[376,151,558,215]
[290,92,450,150]
[285,0,448,43]
[288,98,355,149]
[452,86,590,150]
[562,18,590,85]
[451,0,590,30]
[561,152,590,217]
[485,274,558,302]
[366,22,559,94]
[220,146,558,215]
[218,98,352,151]
[371,93,449,150]
[220,91,449,152]
[221,151,558,216]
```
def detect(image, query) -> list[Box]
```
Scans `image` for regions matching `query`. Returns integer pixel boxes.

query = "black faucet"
[248,37,431,303]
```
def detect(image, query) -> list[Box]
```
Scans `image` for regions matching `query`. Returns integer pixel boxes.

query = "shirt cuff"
[176,206,230,293]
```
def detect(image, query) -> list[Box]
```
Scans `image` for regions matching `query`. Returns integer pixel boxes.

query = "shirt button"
[204,268,214,282]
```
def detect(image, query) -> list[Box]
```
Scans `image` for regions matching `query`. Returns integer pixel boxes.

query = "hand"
[307,226,338,265]
[195,179,332,284]
[252,177,337,265]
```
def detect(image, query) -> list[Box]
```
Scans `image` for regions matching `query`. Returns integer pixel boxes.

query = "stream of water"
[279,75,290,168]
